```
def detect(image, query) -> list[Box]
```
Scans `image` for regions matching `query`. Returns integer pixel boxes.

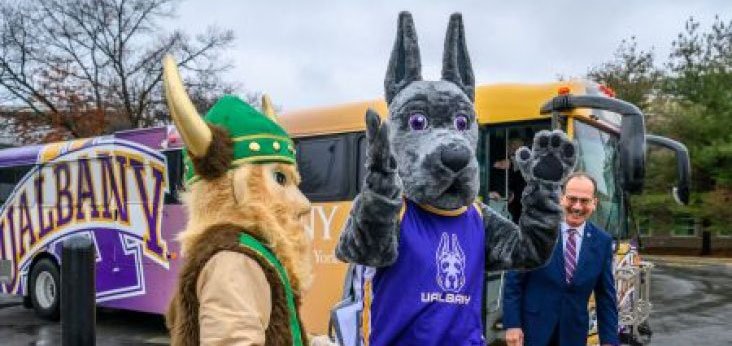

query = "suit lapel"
[553,231,567,285]
[574,223,598,284]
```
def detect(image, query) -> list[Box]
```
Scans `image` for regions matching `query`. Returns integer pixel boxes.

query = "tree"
[0,0,237,143]
[664,16,732,189]
[586,15,732,237]
[587,37,663,111]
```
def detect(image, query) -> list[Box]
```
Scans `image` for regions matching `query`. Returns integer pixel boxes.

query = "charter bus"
[278,80,690,345]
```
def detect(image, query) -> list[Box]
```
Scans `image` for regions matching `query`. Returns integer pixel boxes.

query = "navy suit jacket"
[502,222,619,346]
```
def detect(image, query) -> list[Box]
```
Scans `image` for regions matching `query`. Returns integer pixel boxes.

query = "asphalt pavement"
[0,297,169,345]
[647,258,732,345]
[0,255,730,345]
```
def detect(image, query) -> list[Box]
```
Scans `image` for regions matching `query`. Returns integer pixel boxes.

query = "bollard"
[700,230,711,256]
[61,236,96,346]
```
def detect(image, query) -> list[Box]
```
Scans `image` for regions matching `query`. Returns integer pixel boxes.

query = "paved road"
[0,300,168,345]
[648,258,732,345]
[0,256,730,345]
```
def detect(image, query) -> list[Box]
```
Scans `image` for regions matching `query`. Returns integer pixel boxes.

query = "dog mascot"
[162,56,329,346]
[335,12,578,345]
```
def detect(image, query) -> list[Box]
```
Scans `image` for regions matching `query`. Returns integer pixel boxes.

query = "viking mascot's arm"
[482,130,577,271]
[198,251,271,345]
[335,110,403,267]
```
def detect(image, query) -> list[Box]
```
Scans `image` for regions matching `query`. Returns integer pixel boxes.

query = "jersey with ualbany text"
[365,199,486,346]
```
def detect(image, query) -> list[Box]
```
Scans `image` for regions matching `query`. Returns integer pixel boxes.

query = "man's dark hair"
[562,171,597,195]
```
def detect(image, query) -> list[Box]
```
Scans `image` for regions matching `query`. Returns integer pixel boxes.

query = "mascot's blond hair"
[162,55,313,291]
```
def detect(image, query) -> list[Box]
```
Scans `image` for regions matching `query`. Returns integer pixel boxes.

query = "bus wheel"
[29,258,60,320]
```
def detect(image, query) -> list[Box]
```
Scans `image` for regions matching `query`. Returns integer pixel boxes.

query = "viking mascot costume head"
[162,56,318,346]
[335,12,578,344]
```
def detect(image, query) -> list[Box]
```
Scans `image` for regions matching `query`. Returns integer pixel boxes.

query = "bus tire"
[29,258,60,320]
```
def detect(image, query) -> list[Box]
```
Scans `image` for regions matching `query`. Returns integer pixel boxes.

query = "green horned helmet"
[162,55,296,185]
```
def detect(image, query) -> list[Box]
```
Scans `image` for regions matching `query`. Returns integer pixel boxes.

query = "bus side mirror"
[619,109,645,194]
[540,94,646,193]
[646,135,691,205]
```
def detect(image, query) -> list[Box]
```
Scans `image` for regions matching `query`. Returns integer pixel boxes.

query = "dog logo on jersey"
[436,233,466,292]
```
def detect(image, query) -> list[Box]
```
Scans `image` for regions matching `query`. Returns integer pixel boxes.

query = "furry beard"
[178,164,314,294]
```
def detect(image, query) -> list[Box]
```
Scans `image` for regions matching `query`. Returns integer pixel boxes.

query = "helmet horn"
[162,55,212,157]
[261,94,278,122]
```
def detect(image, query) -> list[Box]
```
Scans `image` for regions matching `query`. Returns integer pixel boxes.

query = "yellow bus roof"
[279,80,595,137]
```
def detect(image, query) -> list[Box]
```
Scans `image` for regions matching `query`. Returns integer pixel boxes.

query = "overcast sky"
[168,0,732,111]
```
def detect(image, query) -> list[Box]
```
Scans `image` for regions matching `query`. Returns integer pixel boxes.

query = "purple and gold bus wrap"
[0,126,186,316]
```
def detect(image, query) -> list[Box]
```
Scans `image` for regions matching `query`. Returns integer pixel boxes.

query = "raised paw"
[365,109,397,173]
[362,109,402,199]
[515,130,577,184]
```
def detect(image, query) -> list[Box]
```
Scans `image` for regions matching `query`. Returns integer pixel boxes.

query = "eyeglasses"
[565,196,594,206]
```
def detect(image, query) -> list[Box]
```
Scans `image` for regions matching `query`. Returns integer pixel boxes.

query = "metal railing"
[615,260,654,343]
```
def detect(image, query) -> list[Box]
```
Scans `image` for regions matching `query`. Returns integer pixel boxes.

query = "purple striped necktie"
[565,228,578,284]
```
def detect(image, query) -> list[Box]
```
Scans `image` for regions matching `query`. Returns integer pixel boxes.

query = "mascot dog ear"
[384,11,422,104]
[441,13,475,101]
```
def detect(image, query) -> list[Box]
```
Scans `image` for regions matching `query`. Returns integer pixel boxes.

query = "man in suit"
[502,172,619,346]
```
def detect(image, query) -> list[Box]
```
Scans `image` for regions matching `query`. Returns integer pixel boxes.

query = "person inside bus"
[502,172,619,346]
[490,136,528,222]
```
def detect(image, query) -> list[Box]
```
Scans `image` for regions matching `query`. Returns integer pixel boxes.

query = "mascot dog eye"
[454,114,470,131]
[408,113,429,131]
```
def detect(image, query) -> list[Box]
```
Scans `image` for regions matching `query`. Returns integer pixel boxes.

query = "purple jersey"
[368,200,486,346]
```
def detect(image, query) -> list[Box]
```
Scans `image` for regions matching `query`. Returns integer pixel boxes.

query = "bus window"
[574,120,624,238]
[356,134,367,192]
[295,135,350,202]
[0,165,34,205]
[163,149,184,204]
[482,122,548,221]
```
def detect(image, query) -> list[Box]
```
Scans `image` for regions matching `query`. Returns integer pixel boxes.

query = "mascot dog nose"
[440,146,470,172]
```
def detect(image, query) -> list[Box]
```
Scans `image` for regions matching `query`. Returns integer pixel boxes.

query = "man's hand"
[493,158,510,170]
[505,327,524,346]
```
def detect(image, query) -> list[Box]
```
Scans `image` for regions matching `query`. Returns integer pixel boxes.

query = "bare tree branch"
[0,0,239,144]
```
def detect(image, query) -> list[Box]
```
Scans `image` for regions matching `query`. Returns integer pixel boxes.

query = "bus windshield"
[573,120,625,238]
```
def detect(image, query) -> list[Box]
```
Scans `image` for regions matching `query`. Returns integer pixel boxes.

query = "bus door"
[478,120,551,340]
[0,164,37,292]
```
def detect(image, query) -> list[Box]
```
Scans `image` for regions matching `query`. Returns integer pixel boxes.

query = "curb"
[0,301,21,309]
[0,294,22,309]
[643,255,732,267]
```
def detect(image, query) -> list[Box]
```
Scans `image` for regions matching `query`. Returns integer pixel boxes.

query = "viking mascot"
[162,56,325,346]
[335,12,578,345]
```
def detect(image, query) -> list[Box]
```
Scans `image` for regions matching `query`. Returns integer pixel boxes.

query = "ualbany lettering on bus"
[0,127,186,317]
[305,204,346,265]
